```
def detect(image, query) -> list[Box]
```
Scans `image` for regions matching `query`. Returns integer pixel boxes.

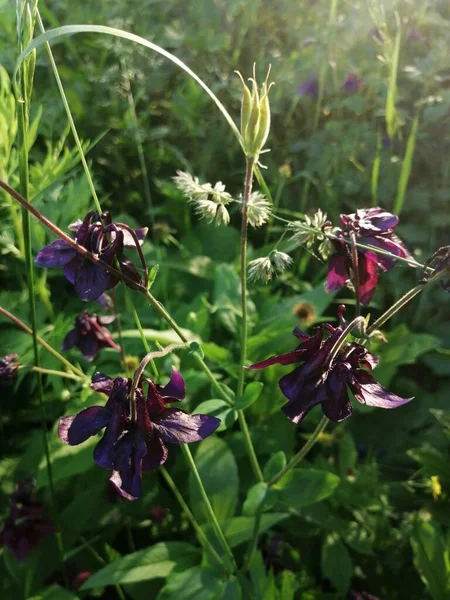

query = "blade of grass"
[394,113,419,215]
[385,14,401,140]
[371,131,381,206]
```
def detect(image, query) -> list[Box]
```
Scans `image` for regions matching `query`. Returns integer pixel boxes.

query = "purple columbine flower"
[249,308,412,424]
[298,75,319,99]
[422,245,450,292]
[62,311,120,361]
[35,211,147,302]
[0,354,20,386]
[342,71,364,94]
[327,207,412,304]
[58,369,220,500]
[0,479,52,563]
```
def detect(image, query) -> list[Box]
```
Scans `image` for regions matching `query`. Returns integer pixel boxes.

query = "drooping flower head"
[421,245,450,292]
[58,369,220,500]
[249,307,411,424]
[342,71,364,94]
[63,311,120,361]
[35,211,147,302]
[298,75,319,99]
[0,353,20,386]
[0,479,52,563]
[327,207,412,304]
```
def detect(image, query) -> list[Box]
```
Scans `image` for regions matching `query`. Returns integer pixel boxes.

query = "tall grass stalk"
[16,0,67,583]
[394,113,419,215]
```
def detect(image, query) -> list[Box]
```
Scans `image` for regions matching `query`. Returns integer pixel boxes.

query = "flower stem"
[30,367,82,380]
[0,306,85,378]
[235,158,264,482]
[160,466,227,573]
[111,289,128,374]
[267,416,329,487]
[16,19,67,583]
[327,315,366,366]
[181,445,238,573]
[366,283,426,335]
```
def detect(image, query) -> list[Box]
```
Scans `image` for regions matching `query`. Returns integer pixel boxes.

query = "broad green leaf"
[36,436,97,488]
[81,542,199,589]
[28,584,79,600]
[280,570,297,600]
[338,433,357,477]
[430,409,450,431]
[194,400,237,432]
[223,514,289,548]
[276,469,340,507]
[263,452,287,481]
[408,446,450,483]
[213,263,242,334]
[157,566,224,600]
[411,520,450,600]
[218,578,242,600]
[189,436,239,523]
[236,381,264,410]
[119,327,200,345]
[321,536,353,596]
[242,482,268,517]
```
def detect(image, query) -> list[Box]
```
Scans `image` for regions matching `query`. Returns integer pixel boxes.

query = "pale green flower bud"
[235,65,274,159]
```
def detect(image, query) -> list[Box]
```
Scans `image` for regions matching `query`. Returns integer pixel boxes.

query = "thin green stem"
[366,283,425,335]
[235,158,264,482]
[16,17,67,582]
[241,503,263,574]
[80,536,127,600]
[124,287,159,379]
[30,366,82,380]
[112,288,128,374]
[0,306,85,378]
[160,467,226,573]
[36,11,102,214]
[268,416,329,487]
[181,445,238,573]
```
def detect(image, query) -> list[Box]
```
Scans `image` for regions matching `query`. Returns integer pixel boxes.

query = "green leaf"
[213,263,242,334]
[321,536,353,596]
[28,584,79,600]
[222,514,289,548]
[148,263,159,288]
[236,381,264,410]
[263,452,287,481]
[276,469,340,507]
[218,578,242,600]
[36,435,97,488]
[280,570,297,600]
[157,566,224,600]
[338,433,357,477]
[81,542,199,589]
[242,482,268,517]
[430,409,450,431]
[193,400,238,432]
[411,520,450,600]
[189,436,239,523]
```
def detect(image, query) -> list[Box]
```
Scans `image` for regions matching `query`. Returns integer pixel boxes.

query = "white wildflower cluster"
[173,171,234,226]
[247,250,293,283]
[289,209,334,259]
[244,191,272,228]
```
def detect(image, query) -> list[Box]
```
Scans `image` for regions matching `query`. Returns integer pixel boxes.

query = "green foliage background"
[0,0,449,599]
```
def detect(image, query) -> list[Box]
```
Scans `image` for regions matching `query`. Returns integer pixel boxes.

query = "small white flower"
[173,171,234,226]
[271,250,293,273]
[245,191,272,228]
[247,257,274,283]
[290,210,330,249]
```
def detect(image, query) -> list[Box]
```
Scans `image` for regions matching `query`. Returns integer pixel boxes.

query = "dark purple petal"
[118,254,142,286]
[159,368,186,401]
[109,431,147,501]
[62,327,79,351]
[327,253,349,292]
[249,327,324,370]
[298,75,319,99]
[63,256,80,284]
[74,261,112,302]
[352,370,413,408]
[281,379,328,424]
[248,349,306,370]
[345,343,379,370]
[153,408,220,444]
[58,407,111,445]
[78,335,101,362]
[358,252,379,304]
[35,240,77,268]
[94,409,126,469]
[90,372,114,395]
[293,326,311,341]
[142,434,168,471]
[322,367,353,422]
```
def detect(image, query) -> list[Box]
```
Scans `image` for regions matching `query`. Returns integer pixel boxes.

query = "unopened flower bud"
[236,65,274,159]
